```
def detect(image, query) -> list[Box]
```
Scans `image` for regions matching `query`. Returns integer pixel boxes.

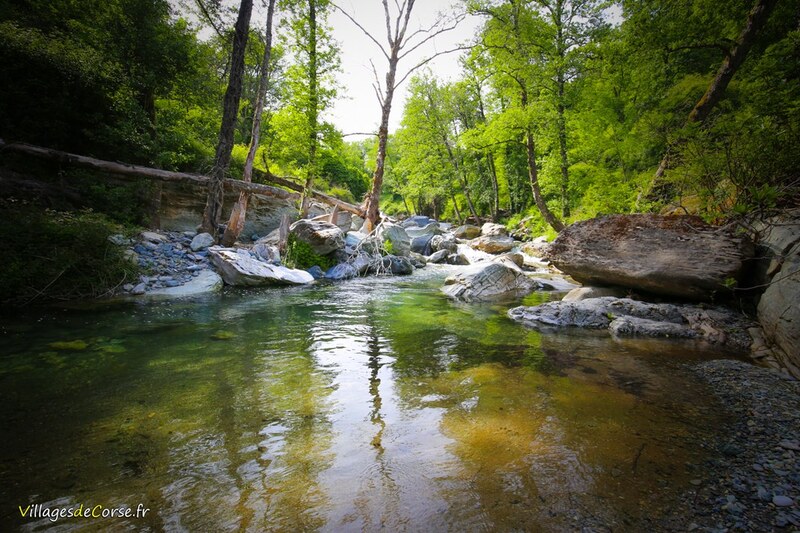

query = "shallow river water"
[1,266,742,531]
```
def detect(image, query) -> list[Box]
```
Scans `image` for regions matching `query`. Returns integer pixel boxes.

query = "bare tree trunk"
[0,139,370,215]
[222,0,276,246]
[652,0,779,183]
[336,1,464,232]
[202,0,253,236]
[363,56,398,233]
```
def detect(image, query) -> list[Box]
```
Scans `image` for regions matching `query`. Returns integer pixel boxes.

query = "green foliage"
[0,0,198,163]
[0,203,139,304]
[283,234,335,271]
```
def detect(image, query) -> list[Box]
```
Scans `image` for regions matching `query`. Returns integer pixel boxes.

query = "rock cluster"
[112,230,220,296]
[508,297,754,350]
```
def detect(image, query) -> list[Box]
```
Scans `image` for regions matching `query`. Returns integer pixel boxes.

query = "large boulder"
[405,223,443,239]
[378,224,411,256]
[157,182,297,236]
[325,263,358,281]
[442,262,541,302]
[190,232,215,251]
[427,249,449,264]
[470,235,516,254]
[481,222,508,237]
[401,215,432,229]
[753,210,800,377]
[380,255,414,275]
[289,219,345,255]
[508,297,752,350]
[209,248,314,286]
[430,234,458,254]
[546,214,753,300]
[453,224,481,239]
[411,234,434,255]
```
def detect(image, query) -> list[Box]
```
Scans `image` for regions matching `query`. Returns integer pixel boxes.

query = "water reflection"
[0,267,736,531]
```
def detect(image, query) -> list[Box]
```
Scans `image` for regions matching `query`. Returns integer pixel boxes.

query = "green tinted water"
[1,266,737,531]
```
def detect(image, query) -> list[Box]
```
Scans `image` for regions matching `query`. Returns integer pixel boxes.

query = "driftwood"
[0,139,365,216]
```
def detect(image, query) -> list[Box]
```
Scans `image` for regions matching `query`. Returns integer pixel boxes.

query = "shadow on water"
[0,266,739,531]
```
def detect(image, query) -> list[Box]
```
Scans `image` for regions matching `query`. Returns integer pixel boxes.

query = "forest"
[0,0,798,301]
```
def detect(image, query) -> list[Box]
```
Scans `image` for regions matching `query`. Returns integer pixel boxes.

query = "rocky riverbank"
[673,360,800,532]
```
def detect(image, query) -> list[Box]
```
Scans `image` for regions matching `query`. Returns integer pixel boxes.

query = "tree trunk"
[526,129,564,232]
[221,0,276,246]
[363,56,398,233]
[556,76,570,219]
[652,0,779,183]
[520,88,564,233]
[258,170,363,215]
[486,153,500,221]
[0,139,368,214]
[300,0,319,218]
[554,1,570,219]
[202,0,253,236]
[450,191,463,225]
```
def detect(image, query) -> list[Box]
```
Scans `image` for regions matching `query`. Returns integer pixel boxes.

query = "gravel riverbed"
[674,360,800,532]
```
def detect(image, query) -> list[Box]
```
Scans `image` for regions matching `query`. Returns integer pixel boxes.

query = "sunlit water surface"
[1,266,741,531]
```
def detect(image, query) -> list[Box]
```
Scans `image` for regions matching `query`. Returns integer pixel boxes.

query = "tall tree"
[651,0,780,183]
[334,1,465,232]
[282,0,338,218]
[202,0,253,235]
[221,0,277,246]
[534,0,603,218]
[473,0,565,231]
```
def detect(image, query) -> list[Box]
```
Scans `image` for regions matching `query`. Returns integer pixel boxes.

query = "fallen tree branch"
[256,169,365,216]
[0,139,365,216]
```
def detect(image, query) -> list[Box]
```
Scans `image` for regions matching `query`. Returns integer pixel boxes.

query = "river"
[1,265,742,531]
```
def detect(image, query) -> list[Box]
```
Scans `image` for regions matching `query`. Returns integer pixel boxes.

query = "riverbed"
[1,266,747,531]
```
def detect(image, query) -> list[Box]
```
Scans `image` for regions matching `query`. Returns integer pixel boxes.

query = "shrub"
[283,234,335,271]
[0,202,139,304]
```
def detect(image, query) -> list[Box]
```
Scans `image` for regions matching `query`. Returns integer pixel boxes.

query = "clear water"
[1,266,739,531]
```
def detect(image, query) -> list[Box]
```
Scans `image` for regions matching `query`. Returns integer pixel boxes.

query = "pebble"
[679,361,800,531]
[780,440,800,451]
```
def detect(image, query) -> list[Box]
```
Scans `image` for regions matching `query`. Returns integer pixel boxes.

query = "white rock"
[140,231,168,243]
[209,248,314,286]
[146,270,223,297]
[190,232,215,251]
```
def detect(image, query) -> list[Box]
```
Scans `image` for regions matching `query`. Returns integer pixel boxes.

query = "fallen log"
[0,139,365,216]
[256,170,364,217]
